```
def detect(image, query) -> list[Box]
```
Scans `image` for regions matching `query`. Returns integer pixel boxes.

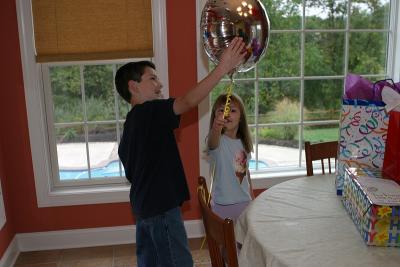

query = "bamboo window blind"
[31,0,153,62]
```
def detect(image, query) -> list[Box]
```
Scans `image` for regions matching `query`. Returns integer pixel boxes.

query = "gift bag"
[336,75,397,195]
[382,111,400,182]
[336,99,389,195]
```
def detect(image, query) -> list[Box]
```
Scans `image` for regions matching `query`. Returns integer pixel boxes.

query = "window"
[197,0,400,186]
[17,0,168,207]
[43,62,130,187]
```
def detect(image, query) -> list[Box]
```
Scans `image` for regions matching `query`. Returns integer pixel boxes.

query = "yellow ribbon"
[223,82,234,118]
[208,79,234,205]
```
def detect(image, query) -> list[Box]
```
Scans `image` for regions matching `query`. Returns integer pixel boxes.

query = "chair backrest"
[197,176,239,267]
[305,141,338,176]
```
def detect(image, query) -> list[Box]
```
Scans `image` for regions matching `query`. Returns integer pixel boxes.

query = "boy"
[115,37,245,266]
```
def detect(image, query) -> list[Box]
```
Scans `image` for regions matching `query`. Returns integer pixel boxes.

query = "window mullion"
[113,64,123,177]
[271,29,389,34]
[299,0,306,168]
[343,0,351,85]
[79,65,91,179]
[254,120,339,128]
[388,0,399,79]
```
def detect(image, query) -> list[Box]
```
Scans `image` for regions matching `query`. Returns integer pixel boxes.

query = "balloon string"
[209,79,234,203]
[209,78,234,206]
[202,78,235,251]
[200,162,215,250]
[223,79,234,118]
[207,162,216,205]
[200,235,207,250]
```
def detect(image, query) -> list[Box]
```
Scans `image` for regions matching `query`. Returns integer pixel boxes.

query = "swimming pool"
[59,159,269,180]
[59,160,124,180]
[249,159,269,170]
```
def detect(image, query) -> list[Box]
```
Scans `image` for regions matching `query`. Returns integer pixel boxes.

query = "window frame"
[16,0,169,207]
[42,60,134,188]
[196,0,400,189]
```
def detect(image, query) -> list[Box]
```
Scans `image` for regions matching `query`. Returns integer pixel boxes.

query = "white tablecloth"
[235,175,400,267]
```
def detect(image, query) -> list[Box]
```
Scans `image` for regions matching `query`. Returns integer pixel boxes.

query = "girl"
[207,93,255,221]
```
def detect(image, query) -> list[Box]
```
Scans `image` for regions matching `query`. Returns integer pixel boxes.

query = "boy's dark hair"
[115,61,156,103]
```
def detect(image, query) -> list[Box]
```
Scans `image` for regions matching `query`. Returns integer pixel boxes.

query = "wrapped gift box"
[342,167,400,247]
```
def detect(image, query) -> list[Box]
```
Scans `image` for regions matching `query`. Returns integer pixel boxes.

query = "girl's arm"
[207,114,225,150]
[248,170,255,200]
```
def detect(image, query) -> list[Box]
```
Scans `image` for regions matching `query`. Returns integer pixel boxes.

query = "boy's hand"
[172,38,245,116]
[217,37,246,75]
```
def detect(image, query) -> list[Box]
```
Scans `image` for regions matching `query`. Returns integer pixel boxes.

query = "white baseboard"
[0,220,204,264]
[16,219,204,252]
[0,237,19,267]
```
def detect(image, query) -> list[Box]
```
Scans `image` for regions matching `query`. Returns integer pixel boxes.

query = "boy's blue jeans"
[136,207,193,267]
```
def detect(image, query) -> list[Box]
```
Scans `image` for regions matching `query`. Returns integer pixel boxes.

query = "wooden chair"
[305,141,338,176]
[197,176,239,267]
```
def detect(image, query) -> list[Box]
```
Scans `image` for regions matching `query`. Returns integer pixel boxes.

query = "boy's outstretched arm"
[173,37,245,115]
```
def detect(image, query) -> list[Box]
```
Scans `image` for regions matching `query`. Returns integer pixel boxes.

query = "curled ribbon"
[223,82,234,118]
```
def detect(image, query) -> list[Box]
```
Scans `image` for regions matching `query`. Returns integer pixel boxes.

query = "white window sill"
[39,184,130,207]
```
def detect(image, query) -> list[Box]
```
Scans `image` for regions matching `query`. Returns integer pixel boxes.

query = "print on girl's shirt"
[234,150,247,183]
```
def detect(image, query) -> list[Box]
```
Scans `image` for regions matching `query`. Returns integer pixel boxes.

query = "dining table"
[235,174,400,267]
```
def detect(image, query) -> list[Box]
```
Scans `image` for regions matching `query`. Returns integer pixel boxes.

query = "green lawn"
[257,126,339,147]
[301,127,339,143]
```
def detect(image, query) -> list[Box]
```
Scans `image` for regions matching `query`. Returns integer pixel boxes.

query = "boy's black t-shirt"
[118,98,190,219]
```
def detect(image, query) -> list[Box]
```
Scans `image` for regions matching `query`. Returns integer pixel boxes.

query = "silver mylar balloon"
[201,0,270,72]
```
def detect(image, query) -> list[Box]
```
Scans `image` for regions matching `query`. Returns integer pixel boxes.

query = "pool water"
[59,159,269,180]
[59,161,125,180]
[248,159,269,169]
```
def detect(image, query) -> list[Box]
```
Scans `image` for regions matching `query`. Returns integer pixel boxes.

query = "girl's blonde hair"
[209,93,253,153]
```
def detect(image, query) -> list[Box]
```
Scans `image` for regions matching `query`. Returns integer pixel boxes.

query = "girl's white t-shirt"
[208,135,252,205]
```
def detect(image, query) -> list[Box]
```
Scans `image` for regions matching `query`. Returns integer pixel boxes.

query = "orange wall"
[0,0,201,256]
[167,0,201,218]
[0,0,19,258]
